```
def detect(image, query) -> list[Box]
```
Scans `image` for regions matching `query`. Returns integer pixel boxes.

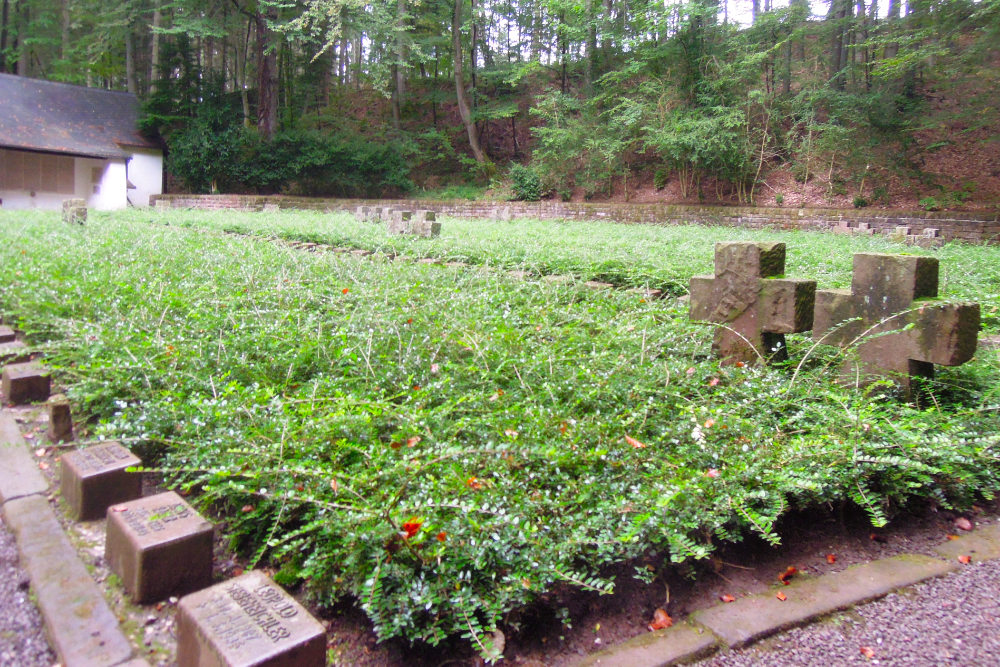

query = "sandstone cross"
[813,253,979,398]
[689,242,816,365]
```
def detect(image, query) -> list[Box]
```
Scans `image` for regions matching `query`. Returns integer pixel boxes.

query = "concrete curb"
[579,530,998,667]
[0,410,146,667]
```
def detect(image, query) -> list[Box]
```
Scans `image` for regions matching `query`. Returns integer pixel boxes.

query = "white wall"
[126,149,163,207]
[0,149,162,211]
[77,157,127,210]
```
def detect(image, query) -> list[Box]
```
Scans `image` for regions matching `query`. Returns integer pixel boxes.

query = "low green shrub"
[508,164,542,201]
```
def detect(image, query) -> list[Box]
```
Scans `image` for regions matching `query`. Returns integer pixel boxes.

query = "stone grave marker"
[689,242,816,365]
[813,253,979,398]
[47,393,74,443]
[389,210,413,234]
[176,569,326,667]
[0,340,29,364]
[105,490,214,603]
[62,198,87,224]
[61,441,141,520]
[2,362,51,404]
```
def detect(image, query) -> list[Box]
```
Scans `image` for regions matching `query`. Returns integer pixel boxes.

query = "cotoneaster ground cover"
[1,210,999,660]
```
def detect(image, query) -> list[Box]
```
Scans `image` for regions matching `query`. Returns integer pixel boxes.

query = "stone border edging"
[0,412,146,667]
[577,528,1000,666]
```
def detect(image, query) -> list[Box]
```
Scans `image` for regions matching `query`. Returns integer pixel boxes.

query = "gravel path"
[695,557,1000,666]
[0,515,55,667]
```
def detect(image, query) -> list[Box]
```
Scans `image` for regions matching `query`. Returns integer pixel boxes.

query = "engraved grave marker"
[2,362,51,404]
[177,570,326,667]
[689,242,816,364]
[105,490,214,603]
[61,441,140,520]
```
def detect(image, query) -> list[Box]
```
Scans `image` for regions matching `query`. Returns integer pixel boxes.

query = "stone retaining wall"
[151,194,1000,244]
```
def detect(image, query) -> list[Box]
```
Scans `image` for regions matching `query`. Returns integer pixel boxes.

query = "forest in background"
[1,0,999,208]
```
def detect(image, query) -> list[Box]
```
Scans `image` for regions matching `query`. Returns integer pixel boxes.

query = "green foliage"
[167,122,412,197]
[853,196,870,208]
[3,209,1000,659]
[507,164,542,201]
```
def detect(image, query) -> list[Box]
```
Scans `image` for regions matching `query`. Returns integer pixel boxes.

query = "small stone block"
[0,325,14,343]
[923,228,941,238]
[47,396,74,443]
[61,442,141,520]
[105,491,214,603]
[176,570,326,667]
[2,362,51,404]
[62,198,88,224]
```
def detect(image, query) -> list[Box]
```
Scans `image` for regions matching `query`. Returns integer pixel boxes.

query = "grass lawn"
[2,209,999,659]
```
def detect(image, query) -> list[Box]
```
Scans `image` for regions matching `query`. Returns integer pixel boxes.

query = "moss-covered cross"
[813,253,979,399]
[689,242,816,365]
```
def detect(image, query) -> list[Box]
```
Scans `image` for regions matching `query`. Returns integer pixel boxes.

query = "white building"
[0,73,162,210]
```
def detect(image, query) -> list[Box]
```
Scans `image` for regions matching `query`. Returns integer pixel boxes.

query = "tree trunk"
[453,0,487,163]
[0,0,8,73]
[828,0,851,90]
[255,8,279,140]
[149,9,162,93]
[125,25,138,94]
[15,0,26,76]
[884,0,900,59]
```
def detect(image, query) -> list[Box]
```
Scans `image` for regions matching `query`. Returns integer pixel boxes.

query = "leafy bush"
[854,196,870,208]
[508,164,542,201]
[167,122,412,196]
[919,196,942,211]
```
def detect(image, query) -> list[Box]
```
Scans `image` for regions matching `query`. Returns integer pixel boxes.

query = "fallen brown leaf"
[958,555,972,564]
[720,594,736,603]
[625,435,647,449]
[647,608,673,631]
[860,646,875,659]
[826,554,837,564]
[946,534,960,541]
[778,566,798,585]
[776,591,787,601]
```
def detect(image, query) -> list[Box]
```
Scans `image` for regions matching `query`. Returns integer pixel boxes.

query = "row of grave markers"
[355,205,441,237]
[1,347,326,665]
[689,242,980,399]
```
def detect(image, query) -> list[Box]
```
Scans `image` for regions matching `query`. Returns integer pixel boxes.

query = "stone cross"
[62,198,87,224]
[689,242,816,365]
[813,253,979,398]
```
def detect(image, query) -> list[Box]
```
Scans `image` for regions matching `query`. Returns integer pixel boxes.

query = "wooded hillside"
[3,0,998,208]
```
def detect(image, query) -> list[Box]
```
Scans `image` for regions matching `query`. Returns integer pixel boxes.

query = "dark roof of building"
[0,73,159,159]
